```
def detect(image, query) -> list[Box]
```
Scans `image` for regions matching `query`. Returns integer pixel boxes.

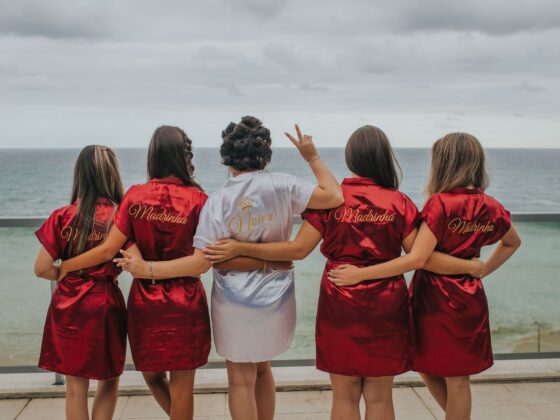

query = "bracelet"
[149,261,155,285]
[307,155,320,164]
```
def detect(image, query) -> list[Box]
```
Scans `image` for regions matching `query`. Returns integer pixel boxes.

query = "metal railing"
[1,213,559,228]
[1,213,559,385]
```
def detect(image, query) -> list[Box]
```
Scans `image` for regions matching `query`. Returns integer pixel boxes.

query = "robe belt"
[65,273,119,284]
[137,276,200,284]
[326,259,390,268]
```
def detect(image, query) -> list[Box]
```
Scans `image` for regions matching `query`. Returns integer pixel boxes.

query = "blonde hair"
[426,132,489,196]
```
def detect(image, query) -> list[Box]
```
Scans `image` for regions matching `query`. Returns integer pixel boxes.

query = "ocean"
[1,148,559,366]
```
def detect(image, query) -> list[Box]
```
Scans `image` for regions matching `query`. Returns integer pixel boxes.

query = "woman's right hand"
[285,124,319,163]
[114,249,150,279]
[469,258,485,278]
[203,239,242,263]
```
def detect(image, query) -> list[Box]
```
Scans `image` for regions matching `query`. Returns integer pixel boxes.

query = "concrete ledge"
[1,358,559,400]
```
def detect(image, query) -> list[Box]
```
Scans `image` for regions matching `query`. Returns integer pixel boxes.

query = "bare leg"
[363,376,395,420]
[92,377,119,420]
[254,361,275,420]
[445,376,471,420]
[420,373,448,410]
[329,373,362,420]
[227,361,258,420]
[65,375,89,420]
[142,371,171,415]
[169,370,196,420]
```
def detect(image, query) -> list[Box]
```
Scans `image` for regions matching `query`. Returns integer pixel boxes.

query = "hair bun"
[220,115,273,171]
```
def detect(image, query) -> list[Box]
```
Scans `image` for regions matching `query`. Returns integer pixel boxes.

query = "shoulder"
[52,204,76,219]
[482,192,509,214]
[123,183,145,199]
[181,185,208,202]
[200,190,222,209]
[422,193,446,213]
[267,172,300,183]
[42,204,76,229]
[397,191,418,210]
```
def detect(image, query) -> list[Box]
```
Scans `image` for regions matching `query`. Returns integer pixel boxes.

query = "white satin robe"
[193,170,315,362]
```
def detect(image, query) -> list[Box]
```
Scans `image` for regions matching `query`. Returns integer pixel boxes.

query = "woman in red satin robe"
[202,126,480,420]
[59,126,267,420]
[329,132,522,420]
[34,145,127,420]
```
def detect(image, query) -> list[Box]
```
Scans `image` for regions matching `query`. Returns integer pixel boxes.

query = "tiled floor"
[2,381,560,419]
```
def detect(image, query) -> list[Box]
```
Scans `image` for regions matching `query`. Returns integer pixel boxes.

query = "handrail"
[1,213,559,228]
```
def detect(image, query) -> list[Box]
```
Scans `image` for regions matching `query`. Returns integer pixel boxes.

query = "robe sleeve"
[301,209,326,236]
[401,194,420,239]
[35,210,62,260]
[193,194,225,250]
[113,189,134,240]
[489,201,512,244]
[420,194,446,240]
[271,173,316,215]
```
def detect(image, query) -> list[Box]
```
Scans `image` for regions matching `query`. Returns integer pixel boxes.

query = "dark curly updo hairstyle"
[220,115,272,171]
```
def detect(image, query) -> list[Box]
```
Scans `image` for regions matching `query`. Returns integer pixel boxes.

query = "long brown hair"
[344,125,401,189]
[147,125,202,190]
[68,145,124,257]
[426,132,489,196]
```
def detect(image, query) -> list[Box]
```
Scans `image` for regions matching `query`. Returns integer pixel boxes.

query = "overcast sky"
[1,0,559,148]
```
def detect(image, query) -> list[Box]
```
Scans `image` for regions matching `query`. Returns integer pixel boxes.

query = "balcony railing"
[1,213,559,385]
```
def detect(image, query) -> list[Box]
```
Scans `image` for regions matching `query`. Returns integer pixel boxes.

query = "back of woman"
[302,128,418,378]
[37,197,127,379]
[412,186,511,376]
[194,129,316,362]
[112,127,211,373]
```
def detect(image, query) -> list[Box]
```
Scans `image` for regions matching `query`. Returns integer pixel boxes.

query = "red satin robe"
[303,177,419,377]
[113,176,211,372]
[411,187,512,377]
[35,198,127,380]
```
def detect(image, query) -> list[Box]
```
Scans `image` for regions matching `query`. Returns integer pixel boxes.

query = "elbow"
[34,263,50,278]
[194,259,212,277]
[330,190,344,208]
[33,266,44,278]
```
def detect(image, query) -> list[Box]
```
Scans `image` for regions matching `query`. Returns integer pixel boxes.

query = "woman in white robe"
[117,116,343,420]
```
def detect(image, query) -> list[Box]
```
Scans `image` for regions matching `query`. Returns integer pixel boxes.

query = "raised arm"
[286,125,343,209]
[34,246,59,281]
[59,224,127,274]
[202,221,322,263]
[480,225,521,277]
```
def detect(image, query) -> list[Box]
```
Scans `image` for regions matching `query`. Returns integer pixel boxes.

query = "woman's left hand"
[203,239,241,263]
[328,265,363,287]
[114,249,150,278]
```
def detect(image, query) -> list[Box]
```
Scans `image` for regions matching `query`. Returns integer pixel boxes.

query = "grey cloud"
[0,1,111,39]
[390,0,560,35]
[514,82,546,92]
[0,0,559,148]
